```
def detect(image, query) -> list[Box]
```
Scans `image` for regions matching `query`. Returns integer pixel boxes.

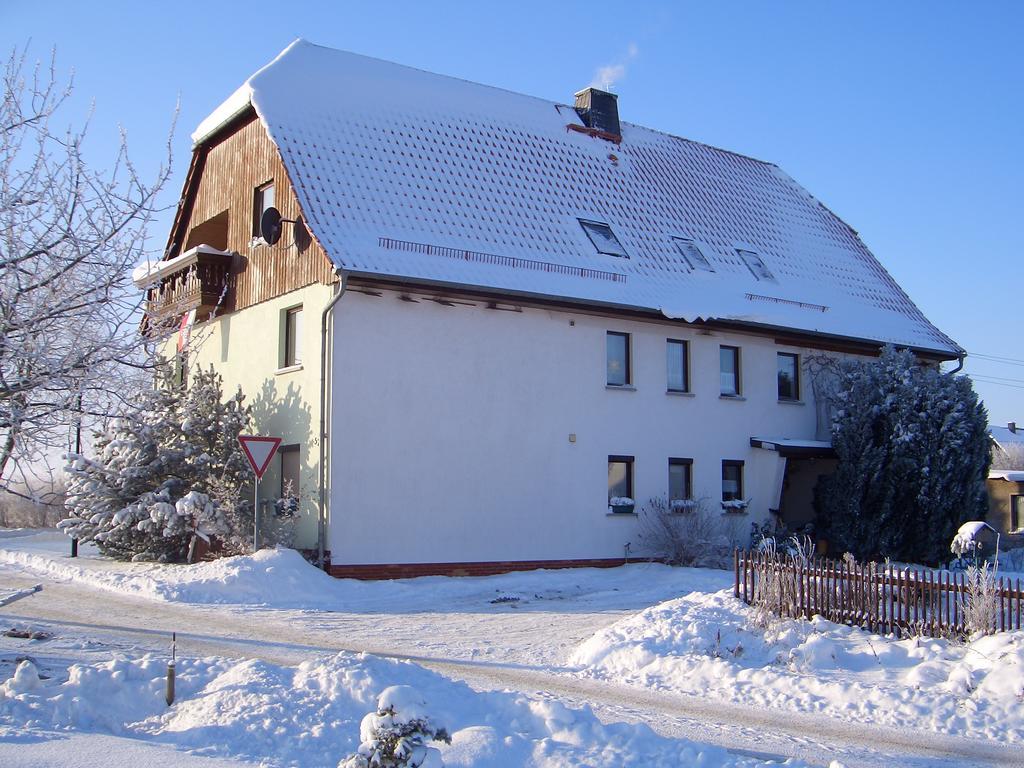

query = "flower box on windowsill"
[721,499,750,513]
[609,497,635,515]
[671,498,698,513]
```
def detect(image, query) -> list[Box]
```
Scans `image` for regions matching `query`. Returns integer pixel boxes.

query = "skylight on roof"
[737,248,775,281]
[579,219,628,258]
[672,237,714,272]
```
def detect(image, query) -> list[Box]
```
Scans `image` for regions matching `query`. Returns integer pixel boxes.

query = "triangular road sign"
[238,435,282,479]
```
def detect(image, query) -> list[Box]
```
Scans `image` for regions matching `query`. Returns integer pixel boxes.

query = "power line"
[967,373,1024,385]
[968,351,1024,366]
[969,377,1024,390]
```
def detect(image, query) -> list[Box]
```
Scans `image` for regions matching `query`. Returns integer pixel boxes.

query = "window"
[253,181,275,237]
[736,248,774,281]
[608,455,634,505]
[777,352,800,401]
[669,458,693,505]
[1012,495,1023,532]
[672,237,714,272]
[607,331,630,386]
[720,345,740,396]
[277,444,300,516]
[279,444,300,499]
[722,460,744,502]
[579,219,628,257]
[667,339,689,393]
[283,306,302,367]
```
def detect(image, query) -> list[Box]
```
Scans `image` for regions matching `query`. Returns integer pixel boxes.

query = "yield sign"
[238,435,281,479]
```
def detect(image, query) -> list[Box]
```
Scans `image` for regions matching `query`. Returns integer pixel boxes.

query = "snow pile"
[0,532,732,612]
[0,651,809,768]
[571,589,1024,742]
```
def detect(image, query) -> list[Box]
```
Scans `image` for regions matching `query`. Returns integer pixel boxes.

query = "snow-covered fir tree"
[815,346,989,565]
[60,364,253,561]
[339,685,450,768]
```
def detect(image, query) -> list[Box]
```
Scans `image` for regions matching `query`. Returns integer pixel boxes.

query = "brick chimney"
[1010,421,1017,434]
[574,87,620,139]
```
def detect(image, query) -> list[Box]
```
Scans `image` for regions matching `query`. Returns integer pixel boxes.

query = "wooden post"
[734,549,740,599]
[1011,577,1019,630]
[1000,576,1006,633]
[742,552,748,604]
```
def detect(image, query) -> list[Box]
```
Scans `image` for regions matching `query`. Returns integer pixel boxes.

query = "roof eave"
[340,270,962,361]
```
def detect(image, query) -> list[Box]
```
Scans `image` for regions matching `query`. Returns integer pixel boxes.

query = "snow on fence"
[733,549,1023,639]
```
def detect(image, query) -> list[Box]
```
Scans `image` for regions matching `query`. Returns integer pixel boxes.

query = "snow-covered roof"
[989,470,1024,483]
[990,425,1024,449]
[194,39,960,356]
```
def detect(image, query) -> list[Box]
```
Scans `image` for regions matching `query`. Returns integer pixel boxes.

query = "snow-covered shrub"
[962,563,999,638]
[339,685,450,768]
[638,496,728,567]
[750,539,792,628]
[814,346,990,566]
[60,364,254,561]
[749,536,816,628]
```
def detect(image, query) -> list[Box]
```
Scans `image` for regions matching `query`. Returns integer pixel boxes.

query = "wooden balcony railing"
[139,246,233,323]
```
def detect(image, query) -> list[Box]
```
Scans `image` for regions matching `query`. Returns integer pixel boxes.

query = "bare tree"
[991,443,1024,471]
[0,47,173,495]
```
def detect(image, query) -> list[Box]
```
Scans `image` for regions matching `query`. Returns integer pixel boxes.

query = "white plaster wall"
[329,290,823,566]
[166,282,335,549]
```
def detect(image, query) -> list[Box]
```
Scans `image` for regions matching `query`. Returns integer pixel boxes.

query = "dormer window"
[579,219,627,258]
[673,237,714,272]
[737,248,774,281]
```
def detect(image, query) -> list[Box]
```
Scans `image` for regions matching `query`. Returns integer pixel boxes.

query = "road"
[2,567,1019,768]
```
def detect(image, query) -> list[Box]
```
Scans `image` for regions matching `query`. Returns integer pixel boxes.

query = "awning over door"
[749,437,836,459]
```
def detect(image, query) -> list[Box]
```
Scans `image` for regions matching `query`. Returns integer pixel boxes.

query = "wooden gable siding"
[180,113,335,313]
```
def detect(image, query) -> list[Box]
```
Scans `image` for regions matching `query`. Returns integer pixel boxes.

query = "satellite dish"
[294,216,311,252]
[260,207,283,245]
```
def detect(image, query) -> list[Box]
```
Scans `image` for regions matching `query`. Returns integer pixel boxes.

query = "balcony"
[136,245,233,323]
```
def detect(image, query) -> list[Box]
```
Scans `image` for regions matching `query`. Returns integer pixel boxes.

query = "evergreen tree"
[815,346,990,565]
[60,364,253,561]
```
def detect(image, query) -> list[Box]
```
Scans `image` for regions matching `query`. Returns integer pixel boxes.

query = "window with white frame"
[283,306,302,367]
[253,181,275,237]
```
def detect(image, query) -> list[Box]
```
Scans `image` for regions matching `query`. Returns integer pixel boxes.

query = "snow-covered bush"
[60,365,253,561]
[814,346,990,565]
[638,496,728,567]
[962,562,999,638]
[339,685,450,768]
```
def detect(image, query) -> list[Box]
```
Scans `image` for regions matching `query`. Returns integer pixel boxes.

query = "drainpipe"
[318,270,348,570]
[949,354,965,375]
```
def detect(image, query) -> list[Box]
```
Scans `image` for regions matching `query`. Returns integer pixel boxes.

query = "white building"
[143,40,961,577]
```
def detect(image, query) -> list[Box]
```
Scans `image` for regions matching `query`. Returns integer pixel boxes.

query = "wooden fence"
[734,549,1023,639]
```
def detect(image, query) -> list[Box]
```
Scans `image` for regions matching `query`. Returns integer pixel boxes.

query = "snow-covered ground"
[1,651,798,767]
[571,589,1024,743]
[2,530,1021,767]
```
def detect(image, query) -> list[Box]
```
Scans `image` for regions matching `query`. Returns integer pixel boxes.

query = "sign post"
[238,435,281,552]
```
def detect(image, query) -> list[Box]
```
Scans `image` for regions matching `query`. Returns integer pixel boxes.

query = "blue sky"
[3,0,1021,422]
